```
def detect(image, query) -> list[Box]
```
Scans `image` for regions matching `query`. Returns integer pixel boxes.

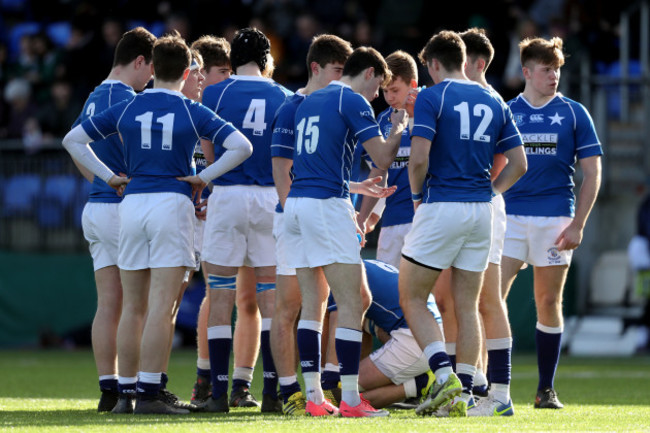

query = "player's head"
[418,30,466,83]
[306,34,353,85]
[112,26,156,67]
[152,32,191,83]
[191,35,231,87]
[112,26,156,91]
[459,28,494,81]
[182,49,205,101]
[519,37,564,97]
[382,50,418,110]
[343,46,391,102]
[230,27,273,76]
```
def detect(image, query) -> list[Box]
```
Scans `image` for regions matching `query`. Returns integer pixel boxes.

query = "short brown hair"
[385,50,417,86]
[190,48,204,69]
[418,30,466,72]
[153,33,191,82]
[459,28,494,70]
[112,27,156,67]
[519,37,565,69]
[306,34,353,78]
[343,46,391,86]
[191,35,230,69]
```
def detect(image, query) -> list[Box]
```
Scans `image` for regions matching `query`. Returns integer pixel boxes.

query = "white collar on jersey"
[518,93,562,110]
[101,79,132,89]
[230,75,274,83]
[442,78,482,87]
[142,88,185,98]
[329,80,350,89]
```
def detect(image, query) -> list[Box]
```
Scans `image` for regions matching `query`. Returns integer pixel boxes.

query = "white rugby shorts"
[273,211,296,276]
[488,194,506,265]
[376,222,412,268]
[202,185,277,268]
[283,196,361,268]
[503,215,574,267]
[402,202,492,272]
[369,327,429,384]
[118,192,195,270]
[82,202,120,271]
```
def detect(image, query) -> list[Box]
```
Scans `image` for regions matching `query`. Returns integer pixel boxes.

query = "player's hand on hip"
[177,175,207,204]
[108,174,130,197]
[555,222,583,251]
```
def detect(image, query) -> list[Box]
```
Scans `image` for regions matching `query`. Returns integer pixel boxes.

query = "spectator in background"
[1,77,37,140]
[37,79,82,138]
[501,17,539,101]
[97,18,125,76]
[29,32,63,103]
[61,18,103,100]
[283,13,320,87]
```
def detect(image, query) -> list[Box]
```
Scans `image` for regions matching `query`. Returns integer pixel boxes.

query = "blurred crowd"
[0,0,630,152]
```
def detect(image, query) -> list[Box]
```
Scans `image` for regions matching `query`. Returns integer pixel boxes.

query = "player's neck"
[154,78,184,92]
[522,87,556,107]
[106,66,131,87]
[476,75,489,88]
[302,78,326,95]
[235,63,262,77]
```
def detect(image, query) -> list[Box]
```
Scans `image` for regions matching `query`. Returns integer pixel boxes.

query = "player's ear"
[478,58,486,73]
[365,66,375,80]
[310,61,320,76]
[182,68,190,80]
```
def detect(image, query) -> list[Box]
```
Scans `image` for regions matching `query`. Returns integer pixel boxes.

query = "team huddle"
[62,22,602,418]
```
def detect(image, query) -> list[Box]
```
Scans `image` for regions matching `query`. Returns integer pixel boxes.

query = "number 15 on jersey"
[296,116,320,155]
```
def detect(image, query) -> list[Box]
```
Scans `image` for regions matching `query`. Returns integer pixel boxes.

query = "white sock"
[491,383,510,404]
[340,374,360,406]
[403,378,417,398]
[303,372,324,404]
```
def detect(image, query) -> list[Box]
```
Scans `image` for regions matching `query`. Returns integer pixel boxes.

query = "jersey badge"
[549,112,564,125]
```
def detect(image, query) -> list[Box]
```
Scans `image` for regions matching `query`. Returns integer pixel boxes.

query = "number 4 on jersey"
[243,99,267,136]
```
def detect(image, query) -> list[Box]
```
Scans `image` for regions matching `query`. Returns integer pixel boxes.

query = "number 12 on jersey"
[296,116,320,155]
[454,102,493,143]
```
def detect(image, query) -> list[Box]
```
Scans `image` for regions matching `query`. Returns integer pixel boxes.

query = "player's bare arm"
[408,136,431,211]
[555,155,601,251]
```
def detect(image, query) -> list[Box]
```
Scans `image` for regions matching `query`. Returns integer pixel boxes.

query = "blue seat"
[7,21,40,61]
[2,174,41,217]
[37,198,66,228]
[45,21,71,47]
[73,178,92,228]
[43,174,77,207]
[149,21,166,37]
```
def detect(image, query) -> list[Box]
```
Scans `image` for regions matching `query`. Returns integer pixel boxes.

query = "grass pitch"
[1,349,649,432]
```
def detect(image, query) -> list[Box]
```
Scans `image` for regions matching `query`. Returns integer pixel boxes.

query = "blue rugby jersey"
[270,91,306,213]
[202,75,292,186]
[80,88,238,198]
[288,81,382,200]
[73,80,135,203]
[375,106,414,227]
[411,79,523,203]
[328,259,441,334]
[505,93,602,217]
